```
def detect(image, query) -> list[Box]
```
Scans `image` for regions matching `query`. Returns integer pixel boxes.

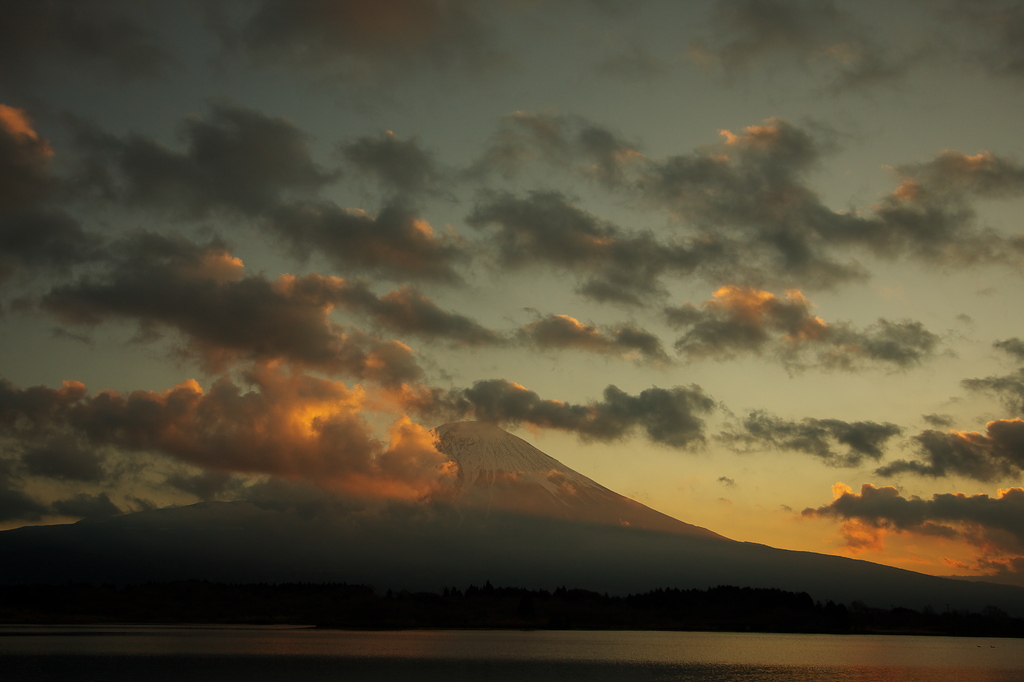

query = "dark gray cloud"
[0,456,47,522]
[690,0,915,91]
[850,150,1024,265]
[476,115,1024,288]
[638,118,868,288]
[804,483,1024,554]
[0,0,171,89]
[235,0,503,80]
[466,190,704,304]
[267,201,467,282]
[518,313,669,364]
[164,470,236,501]
[962,339,1024,417]
[721,410,902,467]
[0,105,103,282]
[877,419,1024,482]
[328,280,503,347]
[995,338,1024,362]
[448,379,715,448]
[666,286,939,370]
[0,485,49,522]
[0,208,103,283]
[51,491,122,520]
[948,0,1024,79]
[342,131,440,197]
[473,111,643,188]
[41,233,423,385]
[923,413,955,428]
[0,104,53,209]
[70,104,337,216]
[21,436,106,483]
[635,118,1024,281]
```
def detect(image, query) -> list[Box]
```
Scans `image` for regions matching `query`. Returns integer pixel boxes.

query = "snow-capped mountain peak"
[431,421,724,539]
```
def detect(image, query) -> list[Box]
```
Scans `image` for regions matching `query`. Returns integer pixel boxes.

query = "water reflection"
[2,627,1022,682]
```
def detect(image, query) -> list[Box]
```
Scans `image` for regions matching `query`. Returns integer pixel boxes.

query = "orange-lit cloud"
[805,483,1024,584]
[519,313,669,364]
[667,285,936,369]
[878,418,1024,481]
[838,519,886,553]
[0,104,52,209]
[41,234,428,384]
[0,366,456,507]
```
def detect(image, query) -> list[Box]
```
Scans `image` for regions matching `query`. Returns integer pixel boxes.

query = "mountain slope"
[433,421,723,538]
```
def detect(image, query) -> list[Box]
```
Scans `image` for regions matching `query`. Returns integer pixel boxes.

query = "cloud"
[638,119,868,288]
[235,0,503,80]
[51,491,122,520]
[164,469,236,502]
[342,131,440,197]
[518,313,669,364]
[690,0,914,90]
[466,190,702,304]
[804,483,1024,562]
[923,413,955,428]
[0,0,171,89]
[267,201,467,281]
[877,419,1024,482]
[330,281,503,346]
[947,0,1024,79]
[962,340,1024,413]
[70,104,337,216]
[21,436,106,483]
[994,338,1024,362]
[447,379,715,448]
[0,104,53,209]
[0,210,104,285]
[857,150,1024,264]
[472,116,1024,293]
[42,234,423,385]
[0,485,49,523]
[0,105,103,282]
[667,286,939,369]
[638,119,1024,281]
[721,410,902,467]
[472,111,644,187]
[963,369,1024,414]
[0,367,457,501]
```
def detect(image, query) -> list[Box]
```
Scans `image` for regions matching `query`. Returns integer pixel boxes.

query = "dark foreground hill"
[2,498,1024,617]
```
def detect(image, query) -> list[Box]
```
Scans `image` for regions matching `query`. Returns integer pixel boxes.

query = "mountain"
[433,421,723,538]
[2,421,1023,616]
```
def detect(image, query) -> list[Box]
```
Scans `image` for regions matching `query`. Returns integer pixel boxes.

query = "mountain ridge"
[432,421,725,539]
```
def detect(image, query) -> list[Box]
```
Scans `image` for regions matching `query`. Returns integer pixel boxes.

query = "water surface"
[2,626,1022,681]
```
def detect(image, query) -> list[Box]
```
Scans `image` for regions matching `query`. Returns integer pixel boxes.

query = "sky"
[2,0,1024,586]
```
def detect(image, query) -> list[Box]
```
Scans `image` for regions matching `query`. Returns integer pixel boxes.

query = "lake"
[2,626,1022,681]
